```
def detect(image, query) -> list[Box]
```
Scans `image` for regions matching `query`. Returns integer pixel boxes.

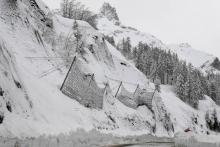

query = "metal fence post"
[60,56,76,90]
[133,84,139,97]
[115,81,122,97]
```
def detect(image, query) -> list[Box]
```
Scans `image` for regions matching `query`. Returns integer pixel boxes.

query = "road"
[107,142,175,147]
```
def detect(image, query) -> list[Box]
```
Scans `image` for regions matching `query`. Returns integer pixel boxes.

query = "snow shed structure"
[117,84,154,109]
[60,57,106,109]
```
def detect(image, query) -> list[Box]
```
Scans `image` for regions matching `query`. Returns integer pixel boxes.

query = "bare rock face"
[211,57,220,70]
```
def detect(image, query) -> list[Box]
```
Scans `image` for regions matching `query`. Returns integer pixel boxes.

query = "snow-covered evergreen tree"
[60,0,69,18]
[120,37,132,58]
[183,78,191,104]
[210,82,217,102]
[175,74,185,101]
[105,35,116,47]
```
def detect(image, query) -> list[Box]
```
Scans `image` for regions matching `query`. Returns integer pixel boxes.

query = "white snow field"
[175,132,220,147]
[0,129,175,147]
[168,43,219,73]
[168,43,215,68]
[0,0,219,144]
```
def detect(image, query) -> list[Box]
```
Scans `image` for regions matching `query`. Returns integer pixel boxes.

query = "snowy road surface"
[107,142,175,147]
[131,143,174,147]
[131,144,174,147]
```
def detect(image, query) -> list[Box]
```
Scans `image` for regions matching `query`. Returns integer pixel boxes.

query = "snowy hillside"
[0,0,220,140]
[97,8,220,74]
[97,17,168,50]
[168,43,214,68]
[0,0,158,138]
[168,43,220,73]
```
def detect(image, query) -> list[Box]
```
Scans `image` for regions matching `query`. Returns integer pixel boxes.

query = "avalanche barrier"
[116,84,154,110]
[117,84,138,109]
[134,87,154,109]
[60,57,106,109]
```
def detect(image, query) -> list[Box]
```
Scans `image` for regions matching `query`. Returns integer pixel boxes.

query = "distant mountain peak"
[178,43,192,48]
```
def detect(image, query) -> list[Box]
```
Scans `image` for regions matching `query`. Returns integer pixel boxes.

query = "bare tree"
[60,0,97,29]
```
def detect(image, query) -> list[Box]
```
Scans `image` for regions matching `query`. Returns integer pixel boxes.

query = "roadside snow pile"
[175,132,220,147]
[0,129,174,147]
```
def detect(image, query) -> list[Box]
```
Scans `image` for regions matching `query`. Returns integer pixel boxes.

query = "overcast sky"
[43,0,220,58]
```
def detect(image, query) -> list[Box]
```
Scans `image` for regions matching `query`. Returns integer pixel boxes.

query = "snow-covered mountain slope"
[168,43,220,73]
[97,14,220,74]
[0,0,158,138]
[160,86,220,135]
[97,17,168,50]
[168,43,214,68]
[0,0,219,139]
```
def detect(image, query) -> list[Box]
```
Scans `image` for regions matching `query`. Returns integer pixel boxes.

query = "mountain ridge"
[97,4,220,73]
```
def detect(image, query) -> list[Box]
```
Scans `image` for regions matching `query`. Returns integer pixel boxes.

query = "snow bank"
[175,132,220,147]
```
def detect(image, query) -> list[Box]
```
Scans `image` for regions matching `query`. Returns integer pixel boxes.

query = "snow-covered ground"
[0,0,220,141]
[160,85,220,134]
[168,43,215,68]
[0,0,155,138]
[168,43,220,74]
[175,132,220,147]
[0,129,174,147]
[97,17,168,50]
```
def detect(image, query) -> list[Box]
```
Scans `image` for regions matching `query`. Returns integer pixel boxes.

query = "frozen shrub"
[0,87,4,96]
[6,101,12,112]
[14,80,22,89]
